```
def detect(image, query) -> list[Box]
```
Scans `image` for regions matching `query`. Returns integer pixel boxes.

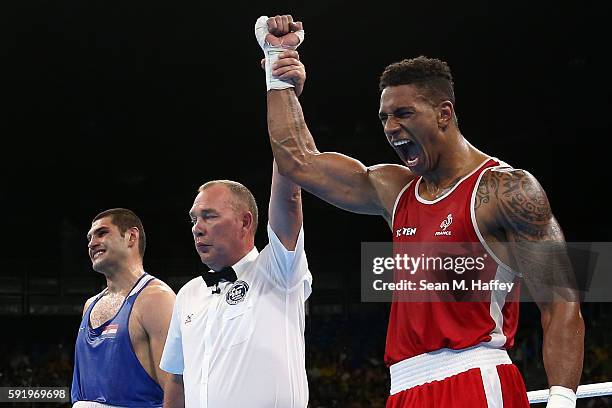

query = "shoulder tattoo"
[478,169,558,240]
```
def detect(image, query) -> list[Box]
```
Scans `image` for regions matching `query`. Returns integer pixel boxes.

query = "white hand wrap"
[254,15,305,91]
[546,386,577,408]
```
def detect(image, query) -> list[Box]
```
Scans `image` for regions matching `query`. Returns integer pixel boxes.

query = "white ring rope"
[528,382,612,404]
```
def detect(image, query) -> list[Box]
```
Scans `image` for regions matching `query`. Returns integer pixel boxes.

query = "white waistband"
[389,345,512,395]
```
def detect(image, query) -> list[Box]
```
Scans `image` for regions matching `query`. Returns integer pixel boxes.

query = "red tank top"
[385,158,520,366]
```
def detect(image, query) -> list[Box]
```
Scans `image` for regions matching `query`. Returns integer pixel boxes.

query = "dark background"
[1,0,610,406]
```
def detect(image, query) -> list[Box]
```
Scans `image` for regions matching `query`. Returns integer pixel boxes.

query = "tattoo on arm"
[480,169,559,241]
[500,173,582,389]
[478,171,582,389]
[475,173,494,210]
[481,169,575,291]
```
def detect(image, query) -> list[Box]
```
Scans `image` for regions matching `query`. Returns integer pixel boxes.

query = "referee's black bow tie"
[201,267,237,287]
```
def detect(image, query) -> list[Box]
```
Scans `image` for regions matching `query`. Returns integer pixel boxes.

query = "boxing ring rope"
[528,382,612,404]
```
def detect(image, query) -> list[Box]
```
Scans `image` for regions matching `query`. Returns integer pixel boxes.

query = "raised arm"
[479,169,584,401]
[269,160,302,250]
[256,15,412,224]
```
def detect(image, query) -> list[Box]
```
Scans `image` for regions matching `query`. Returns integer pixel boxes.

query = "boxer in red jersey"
[256,15,584,408]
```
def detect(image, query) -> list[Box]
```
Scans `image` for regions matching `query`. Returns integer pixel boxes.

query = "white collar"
[230,246,259,278]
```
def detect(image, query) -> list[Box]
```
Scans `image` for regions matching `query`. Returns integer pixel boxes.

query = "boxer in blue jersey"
[71,208,176,408]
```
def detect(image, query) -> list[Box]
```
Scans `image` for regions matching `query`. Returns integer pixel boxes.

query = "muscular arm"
[267,89,412,224]
[479,169,584,391]
[137,283,176,391]
[163,374,184,408]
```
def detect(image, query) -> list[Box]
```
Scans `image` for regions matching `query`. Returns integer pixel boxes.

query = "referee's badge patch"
[226,280,249,305]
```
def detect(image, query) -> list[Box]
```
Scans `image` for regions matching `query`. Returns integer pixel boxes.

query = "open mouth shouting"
[393,139,421,168]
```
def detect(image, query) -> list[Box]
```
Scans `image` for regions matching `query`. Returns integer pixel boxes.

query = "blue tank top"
[71,273,163,407]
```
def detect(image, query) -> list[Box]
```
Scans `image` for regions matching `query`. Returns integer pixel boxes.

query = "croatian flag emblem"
[101,324,118,338]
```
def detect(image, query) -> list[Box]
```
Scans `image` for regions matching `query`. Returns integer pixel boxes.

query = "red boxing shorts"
[386,345,530,407]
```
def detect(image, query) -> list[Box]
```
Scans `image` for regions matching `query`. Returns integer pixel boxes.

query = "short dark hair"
[92,208,146,257]
[198,180,259,234]
[379,56,456,107]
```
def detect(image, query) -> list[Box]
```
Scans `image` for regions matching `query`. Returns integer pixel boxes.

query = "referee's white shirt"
[160,224,312,408]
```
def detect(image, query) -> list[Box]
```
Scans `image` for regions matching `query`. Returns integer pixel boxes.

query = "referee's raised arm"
[268,160,302,251]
